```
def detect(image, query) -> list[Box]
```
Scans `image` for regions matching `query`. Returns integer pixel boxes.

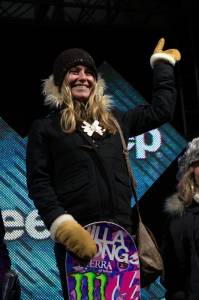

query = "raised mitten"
[150,37,181,68]
[55,219,97,261]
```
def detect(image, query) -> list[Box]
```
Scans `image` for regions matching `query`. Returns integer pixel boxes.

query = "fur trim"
[50,214,75,240]
[42,75,112,109]
[95,77,105,97]
[94,78,113,111]
[42,75,64,108]
[150,53,176,68]
[164,193,185,216]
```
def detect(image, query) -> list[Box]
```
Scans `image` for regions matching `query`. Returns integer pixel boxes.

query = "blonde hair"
[178,166,197,206]
[59,78,117,134]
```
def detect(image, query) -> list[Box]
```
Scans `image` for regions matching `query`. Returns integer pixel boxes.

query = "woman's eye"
[70,69,79,74]
[86,71,93,76]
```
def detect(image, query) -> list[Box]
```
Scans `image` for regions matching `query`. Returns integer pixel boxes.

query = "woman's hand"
[55,219,97,262]
[153,37,181,62]
[150,37,181,67]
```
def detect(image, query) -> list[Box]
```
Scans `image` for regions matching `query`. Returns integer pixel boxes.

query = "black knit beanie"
[53,48,98,87]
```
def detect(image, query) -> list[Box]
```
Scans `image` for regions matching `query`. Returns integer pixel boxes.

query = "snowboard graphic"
[65,221,141,299]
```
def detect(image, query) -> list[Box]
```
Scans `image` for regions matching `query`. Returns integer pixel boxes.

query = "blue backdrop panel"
[0,62,187,299]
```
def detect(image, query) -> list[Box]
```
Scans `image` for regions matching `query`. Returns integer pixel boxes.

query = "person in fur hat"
[26,38,181,299]
[162,137,199,300]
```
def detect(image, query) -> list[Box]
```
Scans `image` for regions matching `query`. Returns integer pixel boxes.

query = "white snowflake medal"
[81,120,105,137]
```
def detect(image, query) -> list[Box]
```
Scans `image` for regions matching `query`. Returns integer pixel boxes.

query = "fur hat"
[177,137,199,180]
[53,48,98,87]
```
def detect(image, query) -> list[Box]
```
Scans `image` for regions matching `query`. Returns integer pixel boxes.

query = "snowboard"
[65,221,141,300]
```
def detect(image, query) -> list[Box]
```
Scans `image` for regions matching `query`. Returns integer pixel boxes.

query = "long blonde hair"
[178,166,196,206]
[59,78,117,134]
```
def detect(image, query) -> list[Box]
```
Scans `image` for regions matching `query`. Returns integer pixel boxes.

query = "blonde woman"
[162,137,199,300]
[26,39,180,299]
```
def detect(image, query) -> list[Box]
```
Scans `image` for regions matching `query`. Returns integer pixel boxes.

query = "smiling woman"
[26,41,181,299]
[66,65,96,102]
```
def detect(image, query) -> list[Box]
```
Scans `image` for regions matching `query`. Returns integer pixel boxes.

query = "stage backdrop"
[0,62,187,299]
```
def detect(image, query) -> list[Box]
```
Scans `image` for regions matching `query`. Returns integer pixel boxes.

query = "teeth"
[74,85,88,88]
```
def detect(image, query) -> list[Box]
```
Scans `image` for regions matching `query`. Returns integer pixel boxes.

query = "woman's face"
[65,65,96,102]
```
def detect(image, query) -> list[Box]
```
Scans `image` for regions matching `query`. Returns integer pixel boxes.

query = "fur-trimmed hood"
[164,192,199,216]
[164,193,185,217]
[41,75,112,110]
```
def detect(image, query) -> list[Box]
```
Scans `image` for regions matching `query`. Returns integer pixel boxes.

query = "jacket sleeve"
[120,62,177,138]
[26,119,65,230]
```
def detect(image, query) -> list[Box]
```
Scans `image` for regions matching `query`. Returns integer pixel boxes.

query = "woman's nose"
[78,71,87,80]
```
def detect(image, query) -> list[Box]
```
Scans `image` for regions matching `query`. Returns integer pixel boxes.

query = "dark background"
[1,0,199,240]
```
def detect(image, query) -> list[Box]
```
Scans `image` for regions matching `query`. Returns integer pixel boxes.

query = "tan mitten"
[150,37,181,68]
[55,220,97,261]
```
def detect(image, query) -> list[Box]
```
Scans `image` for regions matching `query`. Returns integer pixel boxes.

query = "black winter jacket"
[26,62,176,233]
[162,193,199,300]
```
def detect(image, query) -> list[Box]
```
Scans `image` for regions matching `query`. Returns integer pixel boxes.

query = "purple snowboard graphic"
[65,221,141,300]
